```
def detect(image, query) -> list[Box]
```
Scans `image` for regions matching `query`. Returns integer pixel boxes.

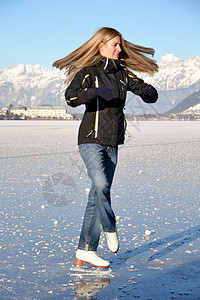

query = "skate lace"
[92,251,106,262]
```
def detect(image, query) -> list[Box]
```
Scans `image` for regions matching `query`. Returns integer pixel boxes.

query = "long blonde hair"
[53,27,158,83]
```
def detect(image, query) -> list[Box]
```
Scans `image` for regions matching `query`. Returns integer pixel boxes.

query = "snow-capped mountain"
[162,90,200,116]
[131,54,200,114]
[140,54,200,90]
[0,64,66,108]
[0,54,200,114]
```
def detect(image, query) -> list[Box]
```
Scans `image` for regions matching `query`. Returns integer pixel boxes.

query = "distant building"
[0,107,8,115]
[10,106,26,117]
[10,105,73,120]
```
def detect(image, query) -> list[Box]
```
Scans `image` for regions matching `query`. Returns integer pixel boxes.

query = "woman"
[53,27,158,268]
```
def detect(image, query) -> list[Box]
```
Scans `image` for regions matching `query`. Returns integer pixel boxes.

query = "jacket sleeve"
[65,69,95,107]
[127,73,158,103]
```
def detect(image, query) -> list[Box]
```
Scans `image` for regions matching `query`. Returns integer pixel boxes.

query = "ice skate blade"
[75,257,110,268]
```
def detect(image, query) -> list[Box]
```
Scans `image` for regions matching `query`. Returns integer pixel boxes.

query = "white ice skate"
[105,231,119,253]
[75,249,110,268]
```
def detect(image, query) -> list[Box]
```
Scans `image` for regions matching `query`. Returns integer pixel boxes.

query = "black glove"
[139,87,158,103]
[94,86,114,101]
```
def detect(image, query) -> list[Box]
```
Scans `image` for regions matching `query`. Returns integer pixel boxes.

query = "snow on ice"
[0,120,200,299]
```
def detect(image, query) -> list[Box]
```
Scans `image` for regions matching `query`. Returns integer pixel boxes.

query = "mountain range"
[0,54,200,114]
[162,90,200,116]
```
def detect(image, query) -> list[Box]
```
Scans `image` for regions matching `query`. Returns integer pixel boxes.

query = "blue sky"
[0,0,200,70]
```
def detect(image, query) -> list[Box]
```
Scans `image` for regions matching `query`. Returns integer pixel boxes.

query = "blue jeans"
[78,143,118,251]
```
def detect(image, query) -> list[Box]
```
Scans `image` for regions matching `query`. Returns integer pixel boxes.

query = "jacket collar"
[98,57,122,73]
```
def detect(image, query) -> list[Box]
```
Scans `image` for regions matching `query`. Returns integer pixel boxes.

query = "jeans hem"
[78,246,97,252]
[103,229,116,233]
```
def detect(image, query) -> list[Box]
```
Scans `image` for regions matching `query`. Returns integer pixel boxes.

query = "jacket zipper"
[94,76,99,138]
[86,130,93,137]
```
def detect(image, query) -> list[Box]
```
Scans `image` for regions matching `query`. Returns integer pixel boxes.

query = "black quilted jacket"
[65,58,158,146]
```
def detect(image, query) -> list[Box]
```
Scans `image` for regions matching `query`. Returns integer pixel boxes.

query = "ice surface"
[0,120,200,299]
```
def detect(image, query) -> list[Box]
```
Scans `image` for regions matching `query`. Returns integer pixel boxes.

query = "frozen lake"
[0,120,200,299]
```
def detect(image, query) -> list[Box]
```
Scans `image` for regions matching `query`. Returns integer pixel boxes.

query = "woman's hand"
[138,86,158,103]
[95,86,114,101]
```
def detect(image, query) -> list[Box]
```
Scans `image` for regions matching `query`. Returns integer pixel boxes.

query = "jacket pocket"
[85,111,96,138]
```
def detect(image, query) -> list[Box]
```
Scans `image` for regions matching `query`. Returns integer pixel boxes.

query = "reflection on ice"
[75,278,110,299]
[70,265,115,298]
